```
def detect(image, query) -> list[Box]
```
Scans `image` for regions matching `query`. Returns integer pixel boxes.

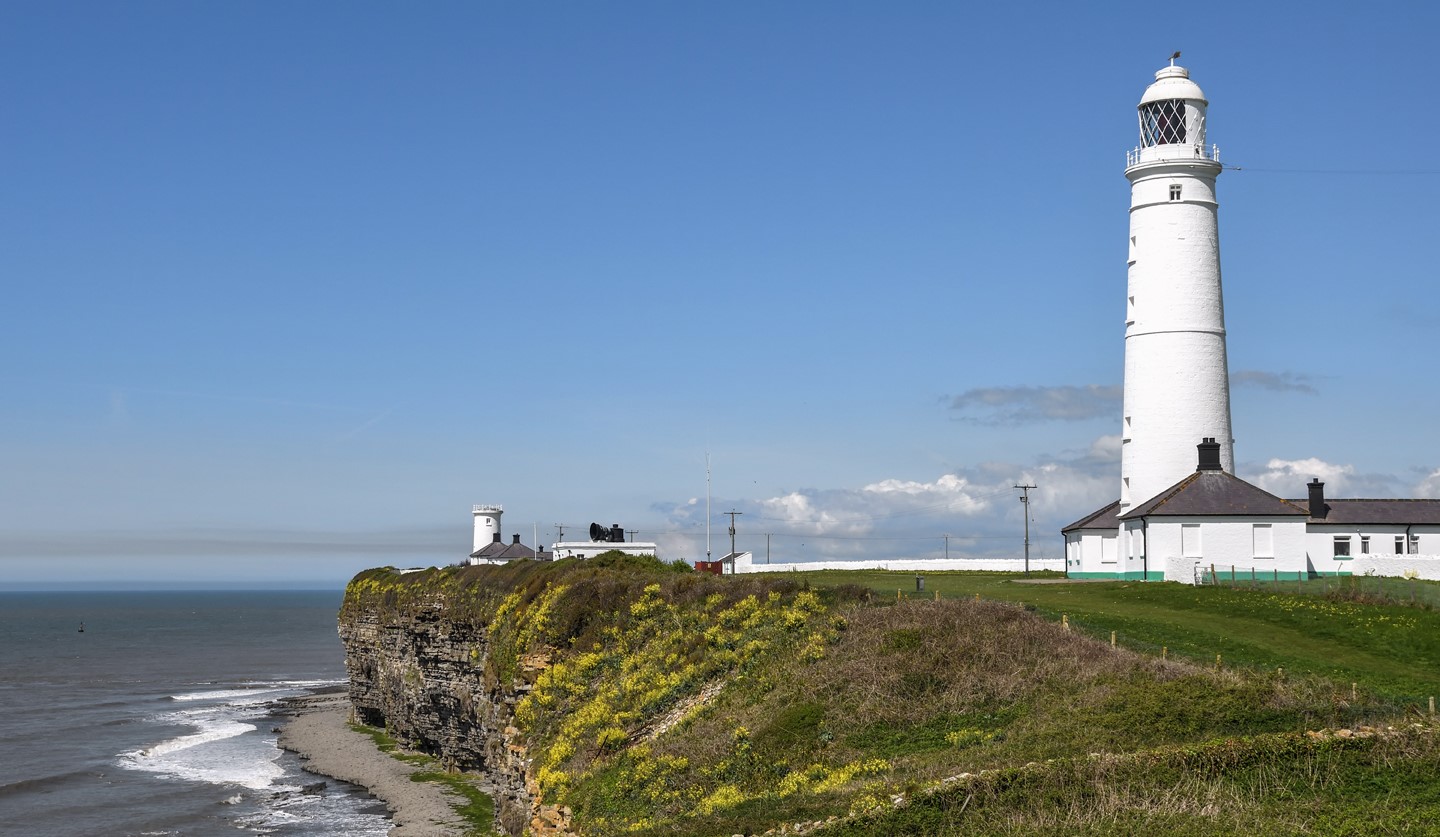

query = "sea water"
[0,590,389,837]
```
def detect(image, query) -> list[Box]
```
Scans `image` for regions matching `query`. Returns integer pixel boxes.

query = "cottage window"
[1252,524,1273,558]
[1334,536,1352,559]
[1396,536,1406,555]
[1360,536,1370,555]
[1169,184,1182,201]
[1181,524,1201,558]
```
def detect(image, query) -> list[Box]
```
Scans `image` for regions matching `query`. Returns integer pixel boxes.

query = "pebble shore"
[277,691,468,837]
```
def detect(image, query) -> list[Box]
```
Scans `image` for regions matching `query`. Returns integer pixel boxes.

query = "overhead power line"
[1227,165,1440,175]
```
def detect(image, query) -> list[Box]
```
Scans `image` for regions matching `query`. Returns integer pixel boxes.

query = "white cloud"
[1243,457,1402,499]
[1230,370,1319,395]
[651,436,1123,562]
[948,384,1121,425]
[1413,469,1440,499]
[1088,434,1122,463]
[1246,457,1354,496]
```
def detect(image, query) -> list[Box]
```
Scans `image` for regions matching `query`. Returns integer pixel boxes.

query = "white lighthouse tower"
[472,504,503,554]
[1119,61,1234,514]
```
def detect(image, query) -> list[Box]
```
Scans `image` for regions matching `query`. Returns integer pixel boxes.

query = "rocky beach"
[278,691,469,837]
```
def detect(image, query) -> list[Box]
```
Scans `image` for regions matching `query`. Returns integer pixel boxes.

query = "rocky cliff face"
[340,593,561,836]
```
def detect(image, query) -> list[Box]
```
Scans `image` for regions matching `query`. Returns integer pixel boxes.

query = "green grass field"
[757,570,1440,704]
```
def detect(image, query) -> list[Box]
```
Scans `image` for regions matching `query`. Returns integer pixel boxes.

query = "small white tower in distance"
[472,504,503,554]
[1119,61,1235,514]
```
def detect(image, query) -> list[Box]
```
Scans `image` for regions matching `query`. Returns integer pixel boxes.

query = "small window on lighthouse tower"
[1169,184,1182,201]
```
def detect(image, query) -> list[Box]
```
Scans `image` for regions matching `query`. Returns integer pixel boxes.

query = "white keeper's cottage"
[1063,62,1440,583]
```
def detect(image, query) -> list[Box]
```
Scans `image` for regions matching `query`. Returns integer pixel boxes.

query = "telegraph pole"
[1015,484,1036,575]
[765,533,771,564]
[725,510,743,572]
[555,524,566,542]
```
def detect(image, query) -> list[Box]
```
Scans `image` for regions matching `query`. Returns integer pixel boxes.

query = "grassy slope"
[772,570,1440,702]
[345,562,1440,836]
[761,571,1440,836]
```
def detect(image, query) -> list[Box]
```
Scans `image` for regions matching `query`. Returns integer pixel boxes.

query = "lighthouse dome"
[1139,65,1207,106]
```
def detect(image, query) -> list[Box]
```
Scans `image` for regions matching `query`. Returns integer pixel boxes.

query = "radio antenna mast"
[705,452,712,562]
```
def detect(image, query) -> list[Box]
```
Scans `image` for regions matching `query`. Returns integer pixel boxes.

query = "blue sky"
[4,1,1438,587]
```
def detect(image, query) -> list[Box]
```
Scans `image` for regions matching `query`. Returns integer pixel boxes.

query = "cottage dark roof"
[1290,498,1440,526]
[1061,499,1122,533]
[470,540,537,562]
[1119,471,1307,520]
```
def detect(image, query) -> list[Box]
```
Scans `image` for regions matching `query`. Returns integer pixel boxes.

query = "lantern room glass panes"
[1140,99,1189,146]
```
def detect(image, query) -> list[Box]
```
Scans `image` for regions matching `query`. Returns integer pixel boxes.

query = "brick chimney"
[1196,437,1223,471]
[1307,479,1327,519]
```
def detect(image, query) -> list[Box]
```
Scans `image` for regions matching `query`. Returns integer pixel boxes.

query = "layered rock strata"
[340,595,564,835]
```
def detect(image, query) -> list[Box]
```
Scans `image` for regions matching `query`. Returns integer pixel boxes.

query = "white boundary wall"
[550,541,659,561]
[731,553,1063,574]
[1350,555,1440,581]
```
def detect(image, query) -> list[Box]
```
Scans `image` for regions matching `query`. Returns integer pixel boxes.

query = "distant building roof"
[1120,471,1307,520]
[1061,500,1122,534]
[1292,498,1440,526]
[470,534,537,562]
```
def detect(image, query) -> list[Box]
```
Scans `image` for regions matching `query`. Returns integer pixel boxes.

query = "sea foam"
[120,682,298,790]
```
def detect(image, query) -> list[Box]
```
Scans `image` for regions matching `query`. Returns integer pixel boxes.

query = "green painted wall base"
[1067,569,1355,582]
[1067,571,1164,581]
[1200,570,1353,582]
